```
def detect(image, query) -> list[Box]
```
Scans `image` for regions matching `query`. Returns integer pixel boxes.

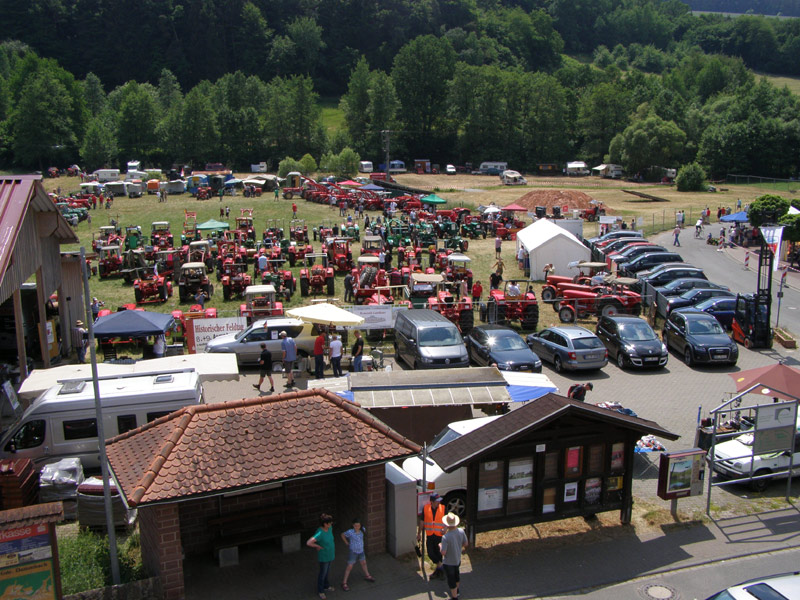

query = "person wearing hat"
[417,492,446,580]
[280,330,297,388]
[73,320,88,363]
[90,297,103,320]
[440,512,468,600]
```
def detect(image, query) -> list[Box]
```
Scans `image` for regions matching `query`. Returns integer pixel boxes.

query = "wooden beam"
[12,290,27,380]
[57,284,70,356]
[36,212,59,238]
[36,267,50,368]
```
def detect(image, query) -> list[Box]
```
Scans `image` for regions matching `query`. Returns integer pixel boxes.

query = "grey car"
[526,326,608,372]
[204,317,315,365]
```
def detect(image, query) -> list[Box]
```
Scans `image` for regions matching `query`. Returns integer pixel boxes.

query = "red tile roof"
[105,388,421,507]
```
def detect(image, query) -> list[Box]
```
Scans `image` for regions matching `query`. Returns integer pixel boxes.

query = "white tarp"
[516,219,590,279]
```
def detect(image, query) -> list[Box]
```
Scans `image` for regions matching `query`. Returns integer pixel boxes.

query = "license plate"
[585,355,597,360]
[644,357,658,362]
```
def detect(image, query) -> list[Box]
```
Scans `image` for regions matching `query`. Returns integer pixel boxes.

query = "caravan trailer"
[478,161,508,175]
[0,370,204,469]
[358,161,374,173]
[94,169,121,183]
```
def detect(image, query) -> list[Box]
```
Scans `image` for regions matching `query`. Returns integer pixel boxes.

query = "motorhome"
[500,170,527,185]
[388,160,406,173]
[478,161,508,175]
[104,180,130,197]
[94,169,121,183]
[126,160,141,173]
[0,370,204,469]
[566,161,590,176]
[359,161,374,173]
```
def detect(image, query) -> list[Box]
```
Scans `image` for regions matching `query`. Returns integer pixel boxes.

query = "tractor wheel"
[134,288,143,304]
[541,286,556,302]
[98,265,106,279]
[600,301,622,317]
[159,284,168,302]
[459,308,474,335]
[552,300,562,313]
[289,253,296,267]
[326,276,335,296]
[522,304,539,330]
[284,191,293,200]
[559,305,576,323]
[223,285,231,301]
[587,214,596,222]
[300,278,309,297]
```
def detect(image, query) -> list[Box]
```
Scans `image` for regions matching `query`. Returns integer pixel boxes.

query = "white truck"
[0,370,204,469]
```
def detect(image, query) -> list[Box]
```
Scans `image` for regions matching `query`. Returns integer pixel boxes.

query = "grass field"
[42,174,792,337]
[319,96,345,134]
[758,72,800,96]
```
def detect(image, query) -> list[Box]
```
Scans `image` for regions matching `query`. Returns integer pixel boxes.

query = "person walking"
[340,517,375,591]
[274,186,280,201]
[417,493,446,580]
[492,257,505,276]
[306,514,336,600]
[351,330,364,372]
[673,225,681,247]
[495,235,502,258]
[440,513,469,600]
[489,270,502,290]
[343,272,354,303]
[73,320,87,364]
[314,330,326,379]
[280,331,297,388]
[472,280,483,302]
[329,334,343,377]
[253,343,275,392]
[292,202,298,219]
[568,382,593,402]
[225,206,230,218]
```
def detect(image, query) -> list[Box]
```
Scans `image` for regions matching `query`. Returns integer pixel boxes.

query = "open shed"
[516,219,590,278]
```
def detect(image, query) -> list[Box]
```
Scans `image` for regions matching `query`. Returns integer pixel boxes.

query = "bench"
[207,504,304,566]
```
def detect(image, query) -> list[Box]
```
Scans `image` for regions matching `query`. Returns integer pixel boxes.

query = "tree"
[115,82,160,161]
[365,71,398,159]
[287,17,326,77]
[340,57,372,154]
[608,112,686,177]
[779,213,800,243]
[577,82,632,164]
[157,69,182,113]
[748,194,790,227]
[83,72,106,116]
[178,87,219,165]
[80,113,118,170]
[675,162,706,192]
[277,156,303,177]
[299,153,318,175]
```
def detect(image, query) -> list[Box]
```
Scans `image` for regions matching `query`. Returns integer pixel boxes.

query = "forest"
[1,0,799,179]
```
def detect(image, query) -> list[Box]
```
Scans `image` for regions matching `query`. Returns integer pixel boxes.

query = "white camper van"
[94,169,121,183]
[0,370,204,469]
[500,170,527,185]
[359,161,374,173]
[126,160,141,173]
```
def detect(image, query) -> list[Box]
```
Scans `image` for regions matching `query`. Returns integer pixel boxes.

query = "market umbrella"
[338,180,362,186]
[286,303,365,326]
[421,193,447,205]
[503,203,528,212]
[197,219,230,231]
[720,211,749,223]
[93,310,175,339]
[728,363,800,401]
[483,206,501,214]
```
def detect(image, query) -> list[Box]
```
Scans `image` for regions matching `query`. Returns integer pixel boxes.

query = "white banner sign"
[760,225,785,271]
[188,317,247,354]
[347,305,408,329]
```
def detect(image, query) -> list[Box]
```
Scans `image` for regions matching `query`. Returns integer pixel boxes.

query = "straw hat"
[443,513,460,527]
[76,320,84,326]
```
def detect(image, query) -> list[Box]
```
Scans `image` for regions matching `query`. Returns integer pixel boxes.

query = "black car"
[653,278,726,297]
[664,288,735,315]
[464,325,542,372]
[633,266,706,295]
[663,311,738,367]
[600,238,650,256]
[674,297,737,329]
[619,251,684,275]
[596,315,668,369]
[608,244,667,267]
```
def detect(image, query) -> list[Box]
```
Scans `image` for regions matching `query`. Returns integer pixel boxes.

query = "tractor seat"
[444,296,455,305]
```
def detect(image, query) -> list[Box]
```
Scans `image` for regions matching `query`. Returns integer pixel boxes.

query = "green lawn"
[319,97,345,134]
[758,72,800,96]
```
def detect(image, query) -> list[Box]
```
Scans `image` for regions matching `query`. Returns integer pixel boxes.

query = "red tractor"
[352,256,390,305]
[540,262,610,303]
[484,280,540,330]
[153,250,182,282]
[444,253,473,289]
[220,259,252,300]
[263,219,285,244]
[281,172,305,199]
[236,209,256,243]
[428,282,474,334]
[97,245,123,278]
[92,225,122,252]
[555,279,642,324]
[133,272,173,304]
[178,263,214,303]
[299,254,335,297]
[326,237,353,274]
[238,284,284,323]
[287,241,314,267]
[186,240,214,270]
[289,219,308,243]
[181,211,200,245]
[150,221,173,251]
[361,235,384,257]
[579,200,606,222]
[170,306,218,342]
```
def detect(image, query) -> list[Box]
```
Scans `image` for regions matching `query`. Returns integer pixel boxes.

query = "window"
[7,420,46,450]
[63,418,98,440]
[117,415,138,434]
[244,328,268,342]
[552,334,567,347]
[147,411,172,422]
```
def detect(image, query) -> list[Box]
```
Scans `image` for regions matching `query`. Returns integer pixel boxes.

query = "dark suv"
[620,252,684,276]
[663,311,738,367]
[596,315,668,369]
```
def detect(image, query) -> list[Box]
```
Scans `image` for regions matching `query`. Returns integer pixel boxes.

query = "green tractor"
[461,220,486,239]
[415,222,437,248]
[444,234,469,253]
[437,218,459,237]
[341,222,360,241]
[386,219,413,249]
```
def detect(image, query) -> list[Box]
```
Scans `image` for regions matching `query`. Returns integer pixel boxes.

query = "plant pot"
[775,328,797,349]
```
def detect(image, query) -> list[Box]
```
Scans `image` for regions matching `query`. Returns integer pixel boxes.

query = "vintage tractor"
[287,241,314,267]
[150,221,173,250]
[436,218,459,238]
[433,241,455,271]
[220,259,252,300]
[352,256,390,305]
[415,222,438,248]
[326,237,353,274]
[444,234,469,253]
[428,282,474,334]
[121,248,149,283]
[289,219,308,243]
[460,218,486,240]
[484,280,540,330]
[154,249,182,282]
[263,219,285,243]
[236,209,256,244]
[444,253,474,289]
[186,240,214,270]
[170,306,218,342]
[123,225,144,251]
[299,255,336,297]
[555,281,642,323]
[181,212,200,245]
[579,200,606,222]
[97,245,124,279]
[260,259,296,299]
[361,235,384,257]
[540,262,611,302]
[238,284,284,323]
[281,172,305,199]
[313,220,335,242]
[178,263,214,303]
[133,272,172,304]
[408,273,443,308]
[93,225,121,252]
[341,221,360,241]
[386,219,413,249]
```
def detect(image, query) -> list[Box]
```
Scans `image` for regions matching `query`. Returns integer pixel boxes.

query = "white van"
[126,160,141,173]
[478,161,508,175]
[500,170,527,185]
[0,370,203,469]
[359,161,373,173]
[94,169,121,183]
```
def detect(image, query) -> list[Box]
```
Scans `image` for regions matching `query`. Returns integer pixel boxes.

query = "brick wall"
[139,504,184,600]
[285,475,337,526]
[365,465,386,554]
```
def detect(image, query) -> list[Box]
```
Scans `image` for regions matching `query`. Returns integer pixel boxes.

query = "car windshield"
[428,427,462,450]
[688,319,724,335]
[572,336,604,350]
[419,327,461,347]
[234,327,251,340]
[489,334,527,351]
[618,322,656,341]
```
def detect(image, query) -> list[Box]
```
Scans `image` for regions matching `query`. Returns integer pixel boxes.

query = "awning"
[421,194,447,205]
[719,211,749,223]
[197,219,230,231]
[93,310,175,339]
[286,303,365,326]
[503,203,528,212]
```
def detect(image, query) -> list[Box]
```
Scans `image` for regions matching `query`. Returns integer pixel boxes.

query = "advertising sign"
[347,305,408,330]
[0,560,57,600]
[753,402,797,455]
[657,449,706,500]
[186,317,247,354]
[0,523,58,600]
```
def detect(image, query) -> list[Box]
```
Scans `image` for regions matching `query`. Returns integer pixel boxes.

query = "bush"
[59,529,146,595]
[299,153,318,175]
[676,162,706,191]
[749,194,790,227]
[277,157,304,177]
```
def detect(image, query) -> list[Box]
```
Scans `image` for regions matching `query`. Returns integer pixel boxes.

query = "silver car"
[204,317,315,365]
[526,326,608,372]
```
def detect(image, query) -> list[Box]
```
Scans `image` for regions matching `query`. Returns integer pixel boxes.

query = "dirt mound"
[514,189,596,211]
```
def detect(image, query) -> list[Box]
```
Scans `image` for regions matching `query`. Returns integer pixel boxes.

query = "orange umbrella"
[729,363,800,401]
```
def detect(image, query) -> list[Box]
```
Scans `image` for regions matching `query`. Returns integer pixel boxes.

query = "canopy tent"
[93,310,175,339]
[421,193,447,205]
[720,211,749,223]
[196,219,230,231]
[501,371,558,402]
[17,354,239,401]
[516,219,590,278]
[729,363,800,401]
[359,183,384,191]
[503,203,528,212]
[790,206,800,215]
[338,180,362,186]
[223,178,243,187]
[286,303,365,326]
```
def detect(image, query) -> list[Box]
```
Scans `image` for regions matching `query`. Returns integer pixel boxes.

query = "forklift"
[731,228,774,349]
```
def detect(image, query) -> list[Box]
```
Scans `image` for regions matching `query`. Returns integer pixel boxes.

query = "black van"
[620,252,683,276]
[394,309,469,369]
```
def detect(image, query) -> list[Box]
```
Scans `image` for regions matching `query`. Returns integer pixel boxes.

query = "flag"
[760,225,785,271]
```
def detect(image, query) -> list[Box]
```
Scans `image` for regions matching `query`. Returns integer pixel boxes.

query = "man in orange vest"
[417,492,446,580]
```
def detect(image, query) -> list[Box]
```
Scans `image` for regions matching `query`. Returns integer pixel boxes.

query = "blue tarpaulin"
[93,310,175,339]
[720,211,749,223]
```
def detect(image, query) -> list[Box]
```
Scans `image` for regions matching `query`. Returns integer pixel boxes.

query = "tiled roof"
[430,393,679,472]
[105,388,421,507]
[0,502,64,528]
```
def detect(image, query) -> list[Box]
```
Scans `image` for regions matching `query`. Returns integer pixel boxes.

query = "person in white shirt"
[507,281,521,296]
[329,335,343,377]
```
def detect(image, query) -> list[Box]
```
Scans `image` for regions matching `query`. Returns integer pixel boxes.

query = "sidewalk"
[722,241,800,291]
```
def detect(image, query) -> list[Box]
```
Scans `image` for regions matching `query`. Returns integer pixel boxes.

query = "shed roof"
[106,388,420,507]
[516,218,587,253]
[429,393,679,472]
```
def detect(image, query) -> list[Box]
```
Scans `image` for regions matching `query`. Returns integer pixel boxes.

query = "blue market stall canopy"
[93,310,175,339]
[720,211,749,223]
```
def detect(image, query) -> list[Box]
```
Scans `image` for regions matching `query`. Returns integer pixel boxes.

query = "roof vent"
[154,375,174,384]
[59,381,86,395]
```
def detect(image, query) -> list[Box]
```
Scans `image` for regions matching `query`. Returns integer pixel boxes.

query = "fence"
[727,174,800,192]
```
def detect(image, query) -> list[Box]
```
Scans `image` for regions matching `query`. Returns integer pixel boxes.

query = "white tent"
[516,219,590,279]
